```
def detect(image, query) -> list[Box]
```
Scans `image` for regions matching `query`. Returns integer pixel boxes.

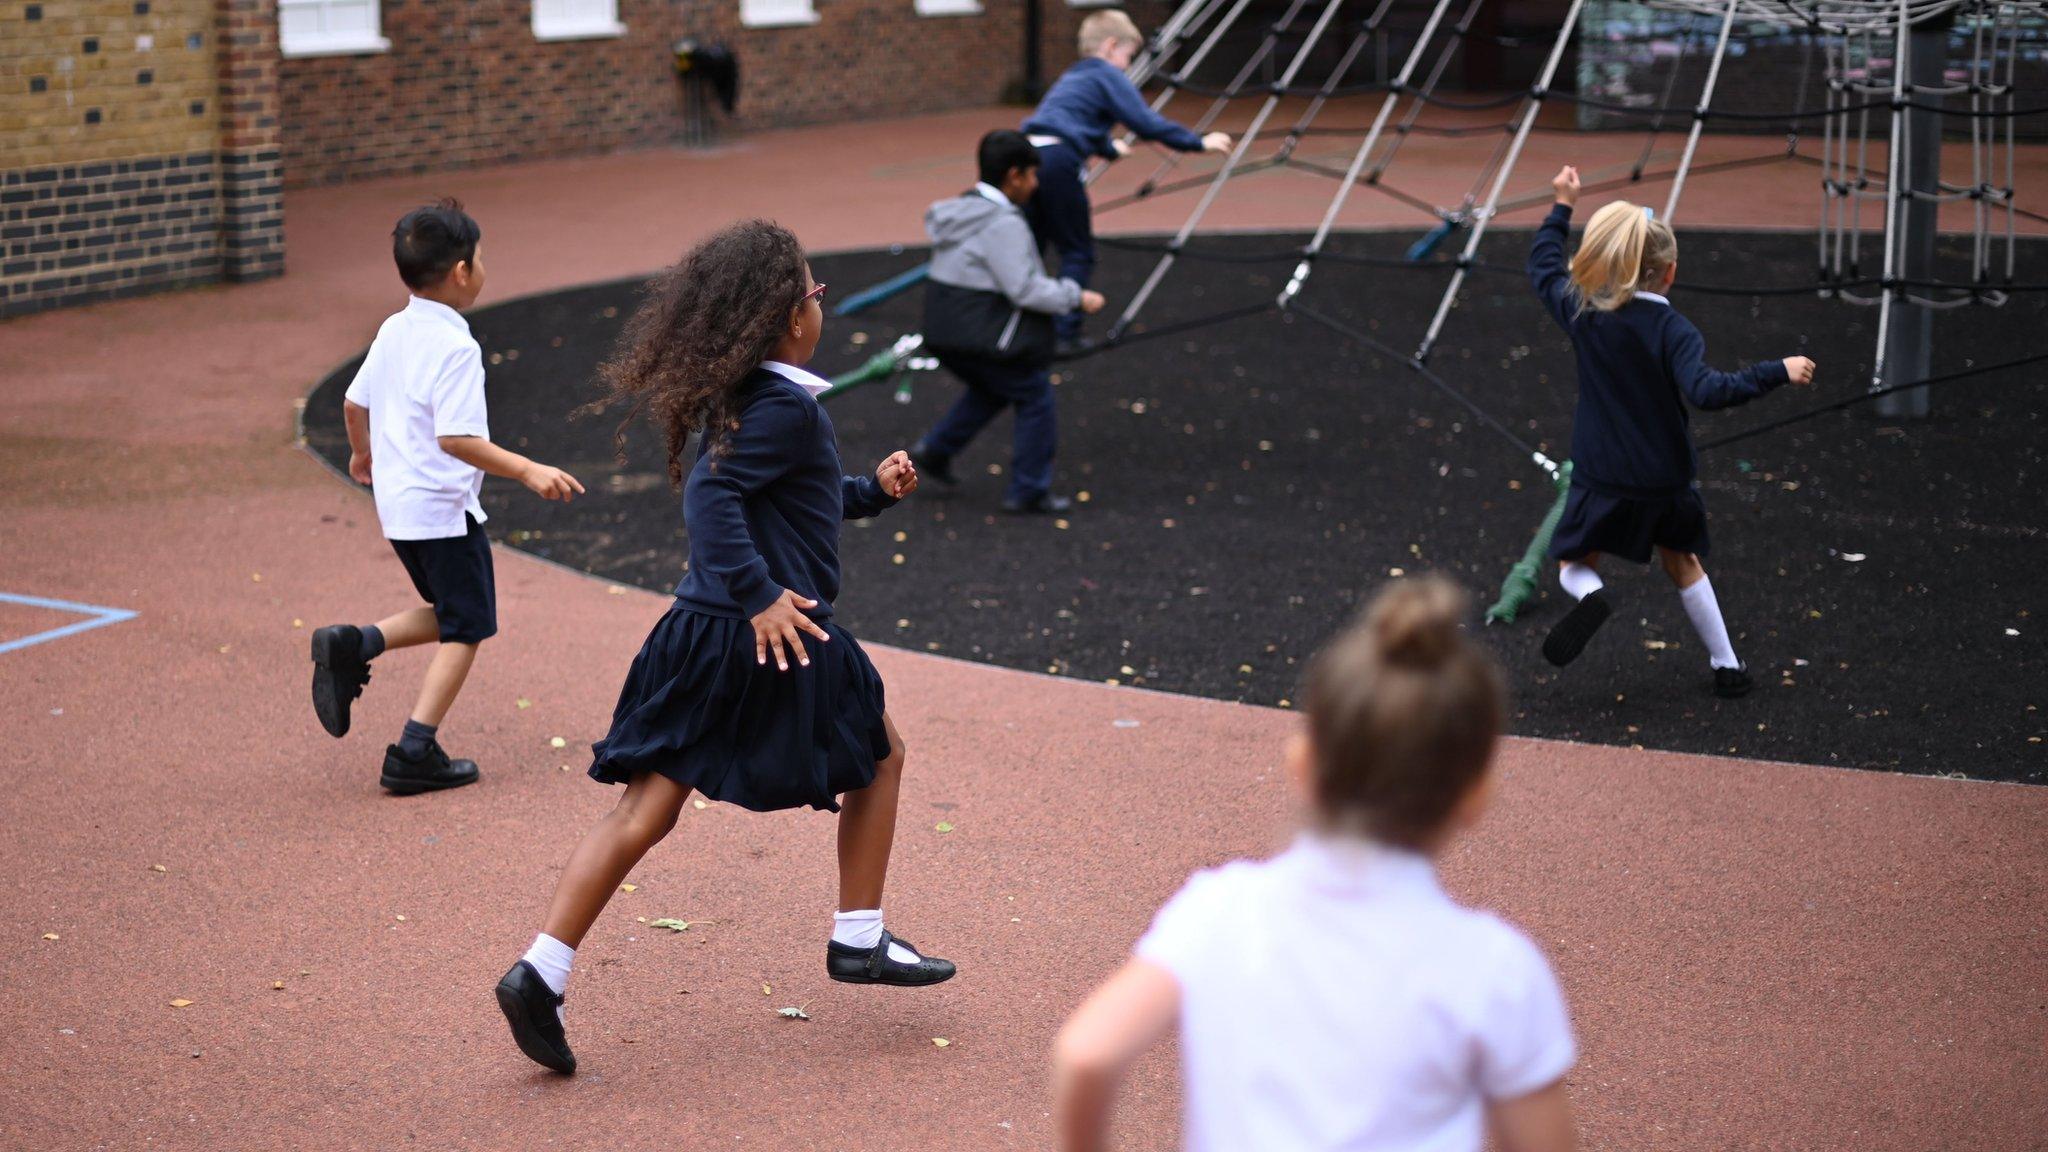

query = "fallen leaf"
[549,736,566,749]
[893,531,907,542]
[1388,567,1405,577]
[1839,552,1866,562]
[516,698,533,710]
[41,932,58,941]
[217,645,231,654]
[395,914,408,922]
[649,918,708,933]
[271,981,285,990]
[149,864,167,873]
[251,573,262,583]
[762,983,772,996]
[618,883,638,893]
[892,554,906,565]
[693,799,708,810]
[608,585,627,595]
[935,822,955,833]
[292,618,303,628]
[169,999,192,1008]
[777,1005,812,1020]
[932,1037,951,1048]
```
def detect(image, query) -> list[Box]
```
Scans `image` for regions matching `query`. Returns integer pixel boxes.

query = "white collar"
[1634,291,1671,306]
[1283,832,1443,898]
[974,182,1014,208]
[761,360,834,398]
[406,294,470,330]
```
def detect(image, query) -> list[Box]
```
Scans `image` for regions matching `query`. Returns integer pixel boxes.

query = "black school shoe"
[1541,590,1612,667]
[1001,492,1074,515]
[827,930,957,987]
[907,444,959,489]
[495,961,576,1074]
[380,741,480,795]
[310,625,373,738]
[1713,664,1754,699]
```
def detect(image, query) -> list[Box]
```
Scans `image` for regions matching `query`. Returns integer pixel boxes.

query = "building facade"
[3,0,1169,317]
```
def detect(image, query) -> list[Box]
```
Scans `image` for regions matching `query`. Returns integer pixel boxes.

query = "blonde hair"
[1302,577,1504,849]
[1079,10,1143,57]
[1569,200,1678,313]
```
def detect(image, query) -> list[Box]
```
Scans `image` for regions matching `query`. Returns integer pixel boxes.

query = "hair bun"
[1367,576,1467,668]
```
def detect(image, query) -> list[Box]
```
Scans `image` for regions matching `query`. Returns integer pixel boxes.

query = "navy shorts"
[1548,483,1710,564]
[390,514,498,644]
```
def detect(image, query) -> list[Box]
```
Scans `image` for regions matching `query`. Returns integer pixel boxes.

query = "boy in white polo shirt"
[1054,578,1578,1152]
[311,199,583,794]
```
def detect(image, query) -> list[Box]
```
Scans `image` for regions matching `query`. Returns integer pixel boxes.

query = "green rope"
[1484,460,1572,626]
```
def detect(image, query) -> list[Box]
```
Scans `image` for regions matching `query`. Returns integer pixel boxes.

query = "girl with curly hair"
[495,220,950,1076]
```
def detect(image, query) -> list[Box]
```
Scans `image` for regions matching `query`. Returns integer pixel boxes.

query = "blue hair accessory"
[1643,207,1656,221]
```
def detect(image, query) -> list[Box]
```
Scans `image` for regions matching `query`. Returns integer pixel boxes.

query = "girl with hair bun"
[1530,166,1816,698]
[1054,578,1579,1152]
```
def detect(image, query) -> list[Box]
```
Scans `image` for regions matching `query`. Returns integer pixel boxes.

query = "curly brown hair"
[584,219,810,484]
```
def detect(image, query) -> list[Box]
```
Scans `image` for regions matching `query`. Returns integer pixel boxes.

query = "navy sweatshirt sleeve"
[1663,313,1790,410]
[1100,70,1205,156]
[841,472,895,521]
[1528,203,1576,331]
[682,390,805,618]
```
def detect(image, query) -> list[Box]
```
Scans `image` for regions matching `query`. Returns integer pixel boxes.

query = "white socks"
[1559,562,1605,602]
[833,909,921,964]
[1679,575,1741,669]
[523,933,575,997]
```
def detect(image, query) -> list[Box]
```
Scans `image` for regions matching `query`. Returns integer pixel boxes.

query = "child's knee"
[877,733,907,780]
[1659,549,1703,582]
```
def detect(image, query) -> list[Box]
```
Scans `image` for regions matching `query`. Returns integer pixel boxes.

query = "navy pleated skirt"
[588,602,891,813]
[1548,483,1711,564]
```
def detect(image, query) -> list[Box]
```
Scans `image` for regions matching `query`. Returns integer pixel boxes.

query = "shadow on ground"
[305,229,2047,782]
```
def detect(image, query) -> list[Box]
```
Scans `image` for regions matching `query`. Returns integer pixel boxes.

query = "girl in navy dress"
[495,220,953,1076]
[1530,166,1815,698]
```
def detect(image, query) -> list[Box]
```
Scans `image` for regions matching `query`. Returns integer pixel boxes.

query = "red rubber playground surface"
[4,108,2046,1150]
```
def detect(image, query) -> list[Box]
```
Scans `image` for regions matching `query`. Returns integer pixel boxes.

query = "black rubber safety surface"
[306,230,2047,782]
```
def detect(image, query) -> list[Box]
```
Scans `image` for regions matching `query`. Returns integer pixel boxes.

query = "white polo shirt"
[343,296,490,541]
[1136,835,1576,1152]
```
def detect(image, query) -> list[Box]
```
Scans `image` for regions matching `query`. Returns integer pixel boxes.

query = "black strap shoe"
[1713,664,1754,699]
[310,625,372,738]
[826,930,957,987]
[908,444,959,489]
[495,960,576,1074]
[380,741,480,795]
[1001,492,1075,515]
[1541,589,1611,667]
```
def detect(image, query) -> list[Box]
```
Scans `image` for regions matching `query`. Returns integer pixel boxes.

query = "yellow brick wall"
[0,0,218,170]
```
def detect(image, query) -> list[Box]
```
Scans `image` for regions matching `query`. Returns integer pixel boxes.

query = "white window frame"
[533,0,627,42]
[277,0,390,58]
[1066,0,1119,7]
[915,0,984,16]
[740,0,820,29]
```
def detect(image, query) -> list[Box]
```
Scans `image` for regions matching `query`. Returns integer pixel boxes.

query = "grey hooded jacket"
[925,189,1082,316]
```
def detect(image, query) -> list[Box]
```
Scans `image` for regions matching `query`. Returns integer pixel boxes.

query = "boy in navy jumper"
[1529,167,1815,698]
[912,130,1105,514]
[310,200,584,793]
[1022,9,1231,347]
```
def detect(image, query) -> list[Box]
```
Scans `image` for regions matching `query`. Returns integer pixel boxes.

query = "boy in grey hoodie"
[912,130,1105,515]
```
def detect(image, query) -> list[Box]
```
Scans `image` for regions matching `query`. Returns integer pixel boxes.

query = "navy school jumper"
[1529,203,1789,498]
[674,369,896,621]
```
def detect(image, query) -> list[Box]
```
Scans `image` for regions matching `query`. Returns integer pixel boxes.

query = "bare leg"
[373,606,439,651]
[1556,550,1601,579]
[1656,546,1705,590]
[540,771,692,949]
[408,640,478,727]
[836,714,905,912]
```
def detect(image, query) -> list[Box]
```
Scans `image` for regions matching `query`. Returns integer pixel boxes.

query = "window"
[915,0,983,15]
[1066,0,1118,7]
[533,0,626,41]
[277,0,389,58]
[740,0,819,29]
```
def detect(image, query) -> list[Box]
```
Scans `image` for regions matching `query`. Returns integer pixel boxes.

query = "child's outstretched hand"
[348,451,373,486]
[1783,356,1816,385]
[1202,131,1233,154]
[1111,139,1134,159]
[877,451,919,499]
[1080,290,1107,315]
[752,589,831,672]
[522,461,586,502]
[1553,165,1580,207]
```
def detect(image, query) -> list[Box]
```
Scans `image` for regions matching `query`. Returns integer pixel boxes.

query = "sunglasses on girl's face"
[800,282,828,305]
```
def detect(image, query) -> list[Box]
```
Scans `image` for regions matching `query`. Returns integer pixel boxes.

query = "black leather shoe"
[908,443,958,489]
[380,741,480,795]
[310,625,372,738]
[1001,492,1074,515]
[1713,664,1754,699]
[1541,590,1611,667]
[495,960,576,1074]
[826,931,957,987]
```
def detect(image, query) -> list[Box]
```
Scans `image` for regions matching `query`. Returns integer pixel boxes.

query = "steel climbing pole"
[1662,0,1744,222]
[1108,0,1355,342]
[1364,0,1492,183]
[1413,0,1587,363]
[1277,0,1462,306]
[1868,0,1912,393]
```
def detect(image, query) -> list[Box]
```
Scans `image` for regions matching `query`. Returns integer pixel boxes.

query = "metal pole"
[1661,0,1743,222]
[1875,1,1952,415]
[1415,0,1588,363]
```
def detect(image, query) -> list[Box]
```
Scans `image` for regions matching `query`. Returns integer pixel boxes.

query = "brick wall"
[279,0,1172,188]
